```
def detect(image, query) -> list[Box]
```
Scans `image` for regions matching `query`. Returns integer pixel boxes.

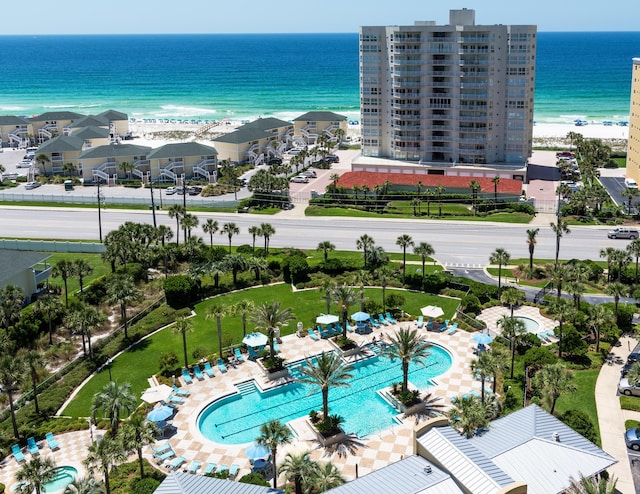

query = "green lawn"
[554,368,601,444]
[47,252,110,295]
[62,284,459,417]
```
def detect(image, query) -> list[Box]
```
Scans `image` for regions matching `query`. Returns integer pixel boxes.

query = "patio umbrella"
[146,405,174,422]
[245,441,270,460]
[472,333,494,345]
[351,311,370,322]
[316,314,339,325]
[421,306,444,318]
[141,384,173,404]
[242,332,268,348]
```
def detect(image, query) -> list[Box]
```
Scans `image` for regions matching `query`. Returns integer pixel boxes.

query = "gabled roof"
[71,126,110,140]
[326,455,464,494]
[97,109,128,121]
[30,111,84,122]
[70,115,109,129]
[148,142,218,159]
[0,250,51,285]
[78,143,152,159]
[36,135,84,154]
[293,111,347,122]
[0,115,29,126]
[214,117,291,145]
[154,472,282,494]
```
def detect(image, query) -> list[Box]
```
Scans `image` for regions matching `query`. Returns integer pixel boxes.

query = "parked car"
[165,186,177,195]
[282,203,294,210]
[301,170,317,178]
[618,377,640,396]
[238,206,250,213]
[325,154,340,163]
[625,428,640,450]
[1,172,20,180]
[187,186,202,196]
[25,181,41,189]
[175,186,185,195]
[16,160,33,168]
[267,157,283,165]
[625,178,639,189]
[290,175,309,183]
[608,227,639,240]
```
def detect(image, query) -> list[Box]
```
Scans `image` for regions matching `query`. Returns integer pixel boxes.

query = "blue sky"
[4,0,640,34]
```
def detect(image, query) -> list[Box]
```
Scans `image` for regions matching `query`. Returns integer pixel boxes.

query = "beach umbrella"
[242,332,268,348]
[141,384,173,404]
[315,314,339,325]
[421,306,444,318]
[245,442,270,460]
[351,311,370,322]
[146,405,174,422]
[472,333,494,345]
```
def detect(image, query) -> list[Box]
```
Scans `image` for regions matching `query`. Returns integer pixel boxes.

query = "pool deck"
[0,321,482,488]
[477,305,558,342]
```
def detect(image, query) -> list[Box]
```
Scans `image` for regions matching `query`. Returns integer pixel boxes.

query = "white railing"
[92,169,109,181]
[193,166,211,182]
[96,161,117,172]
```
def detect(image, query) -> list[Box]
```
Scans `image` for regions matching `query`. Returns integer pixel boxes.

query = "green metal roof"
[0,250,51,285]
[0,115,29,126]
[293,111,347,122]
[71,126,110,140]
[36,135,85,153]
[78,143,152,159]
[30,111,84,122]
[148,142,218,159]
[97,109,128,121]
[214,117,291,145]
[71,115,109,129]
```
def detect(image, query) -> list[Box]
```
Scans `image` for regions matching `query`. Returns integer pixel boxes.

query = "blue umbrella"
[147,405,173,422]
[351,311,370,322]
[245,442,269,459]
[472,333,493,345]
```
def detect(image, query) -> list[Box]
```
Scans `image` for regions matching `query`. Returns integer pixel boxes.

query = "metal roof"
[293,111,347,122]
[71,126,110,140]
[36,135,84,153]
[214,117,292,145]
[326,455,465,494]
[97,109,128,121]
[0,250,51,285]
[70,115,109,128]
[147,142,218,159]
[154,472,282,494]
[30,111,84,122]
[0,115,29,126]
[78,143,152,159]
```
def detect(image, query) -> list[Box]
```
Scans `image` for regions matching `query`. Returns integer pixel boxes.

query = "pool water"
[44,466,77,492]
[516,316,540,334]
[198,345,452,444]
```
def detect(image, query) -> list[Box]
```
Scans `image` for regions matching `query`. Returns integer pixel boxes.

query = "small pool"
[516,316,540,334]
[198,345,453,444]
[44,466,78,492]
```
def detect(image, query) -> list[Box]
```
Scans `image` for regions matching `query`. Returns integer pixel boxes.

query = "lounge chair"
[216,464,229,475]
[247,346,260,360]
[172,384,190,396]
[272,341,280,353]
[416,315,424,328]
[168,394,185,404]
[203,362,215,378]
[334,322,345,334]
[307,328,320,340]
[152,443,172,455]
[193,365,205,381]
[234,348,244,362]
[217,358,228,373]
[181,369,193,385]
[27,437,40,455]
[386,312,397,324]
[378,314,389,326]
[319,327,331,339]
[187,460,201,474]
[155,448,176,462]
[439,320,450,332]
[369,317,380,328]
[346,321,357,332]
[204,462,217,474]
[167,456,186,470]
[11,444,25,462]
[229,464,240,479]
[426,318,433,330]
[447,322,458,335]
[45,433,60,451]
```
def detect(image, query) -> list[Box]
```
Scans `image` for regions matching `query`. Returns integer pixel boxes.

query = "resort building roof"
[29,111,84,122]
[78,143,152,159]
[147,142,218,159]
[71,126,110,140]
[0,250,51,286]
[97,109,128,121]
[36,135,85,153]
[293,111,347,122]
[70,115,109,129]
[214,117,291,144]
[154,472,282,494]
[0,115,29,125]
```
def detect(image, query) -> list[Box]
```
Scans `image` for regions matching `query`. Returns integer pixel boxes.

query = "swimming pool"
[198,345,452,444]
[516,316,540,334]
[44,466,78,492]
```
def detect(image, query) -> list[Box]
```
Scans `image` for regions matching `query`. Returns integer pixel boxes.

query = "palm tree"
[231,299,255,337]
[498,315,527,378]
[167,204,185,245]
[0,285,25,330]
[564,280,586,310]
[492,175,500,202]
[600,246,616,283]
[221,222,240,254]
[181,213,199,240]
[206,304,226,358]
[356,234,375,268]
[119,414,158,478]
[106,275,140,340]
[67,303,105,359]
[611,248,631,282]
[350,270,371,311]
[64,476,105,494]
[172,316,194,369]
[260,222,275,255]
[547,298,576,358]
[73,259,94,294]
[550,218,570,268]
[36,154,50,175]
[307,462,347,492]
[396,234,414,286]
[544,263,571,300]
[21,349,46,415]
[565,474,618,494]
[377,265,395,311]
[296,351,353,419]
[532,362,575,414]
[91,381,136,436]
[469,180,481,214]
[84,436,126,494]
[331,284,357,337]
[447,394,489,438]
[16,456,57,494]
[202,219,219,247]
[52,258,75,307]
[489,248,511,298]
[470,351,496,405]
[318,277,337,315]
[256,419,293,490]
[435,184,446,216]
[589,304,614,353]
[525,228,539,271]
[35,294,63,345]
[383,328,432,394]
[224,253,247,285]
[500,288,525,318]
[248,225,260,254]
[628,238,640,283]
[317,240,336,262]
[155,224,173,247]
[250,301,295,359]
[0,354,24,439]
[413,242,435,290]
[605,281,627,320]
[279,450,314,494]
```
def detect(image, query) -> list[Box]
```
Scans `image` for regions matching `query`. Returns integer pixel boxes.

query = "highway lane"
[0,207,622,266]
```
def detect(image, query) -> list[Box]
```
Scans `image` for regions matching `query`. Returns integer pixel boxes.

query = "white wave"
[157,105,219,117]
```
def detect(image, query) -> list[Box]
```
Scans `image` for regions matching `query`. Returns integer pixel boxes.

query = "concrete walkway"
[595,333,637,493]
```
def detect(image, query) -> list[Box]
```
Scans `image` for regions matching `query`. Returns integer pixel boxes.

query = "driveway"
[600,176,639,211]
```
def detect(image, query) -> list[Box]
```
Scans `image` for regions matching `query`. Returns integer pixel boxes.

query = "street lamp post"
[97,179,103,242]
[107,358,112,382]
[86,417,94,443]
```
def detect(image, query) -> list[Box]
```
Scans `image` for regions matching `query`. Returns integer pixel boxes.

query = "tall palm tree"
[221,222,240,254]
[0,354,24,439]
[395,234,414,286]
[525,228,539,271]
[500,288,525,318]
[250,301,295,359]
[532,362,575,415]
[155,224,173,247]
[498,315,527,378]
[91,381,136,436]
[224,253,247,285]
[248,225,260,254]
[600,246,616,283]
[544,263,571,300]
[356,234,375,268]
[413,242,435,290]
[317,240,336,262]
[35,293,63,345]
[489,248,511,298]
[119,414,158,478]
[350,270,371,312]
[605,281,627,320]
[260,222,275,255]
[469,180,481,214]
[206,304,226,358]
[589,304,614,353]
[67,303,106,359]
[202,219,219,247]
[73,259,94,294]
[318,277,337,315]
[377,265,395,311]
[279,450,314,494]
[547,298,576,358]
[331,284,357,337]
[181,213,199,239]
[383,327,432,394]
[256,419,293,490]
[492,175,500,202]
[628,238,640,284]
[231,299,255,337]
[611,248,631,282]
[0,285,25,330]
[167,204,185,246]
[21,349,47,415]
[470,351,496,404]
[565,474,618,494]
[84,436,126,494]
[106,275,140,340]
[64,476,105,494]
[307,462,347,492]
[550,218,570,268]
[447,394,489,438]
[172,316,194,369]
[296,351,353,419]
[16,456,57,494]
[52,258,75,307]
[435,184,446,216]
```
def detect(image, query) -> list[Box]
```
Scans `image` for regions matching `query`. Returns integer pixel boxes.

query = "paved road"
[600,176,639,212]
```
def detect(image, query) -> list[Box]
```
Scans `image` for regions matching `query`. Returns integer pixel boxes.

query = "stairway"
[235,381,257,396]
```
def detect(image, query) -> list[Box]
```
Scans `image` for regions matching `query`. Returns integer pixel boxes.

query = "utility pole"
[97,179,103,242]
[149,172,157,228]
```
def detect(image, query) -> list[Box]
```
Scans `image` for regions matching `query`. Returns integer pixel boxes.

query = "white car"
[25,181,41,189]
[1,172,20,180]
[16,160,33,168]
[290,175,309,183]
[165,186,177,195]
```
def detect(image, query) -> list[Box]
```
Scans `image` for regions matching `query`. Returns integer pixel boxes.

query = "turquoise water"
[198,345,452,444]
[44,466,77,492]
[516,316,540,334]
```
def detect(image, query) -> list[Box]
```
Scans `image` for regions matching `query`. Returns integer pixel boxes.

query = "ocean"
[0,32,638,124]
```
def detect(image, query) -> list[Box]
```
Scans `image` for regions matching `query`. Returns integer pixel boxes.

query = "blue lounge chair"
[193,365,205,381]
[27,437,40,455]
[155,448,176,462]
[172,384,190,396]
[346,321,357,332]
[204,462,217,474]
[378,314,389,326]
[272,341,280,353]
[168,394,185,404]
[234,348,244,362]
[248,346,260,359]
[308,328,320,340]
[439,320,450,332]
[229,464,240,479]
[369,317,380,328]
[187,460,201,474]
[426,318,433,330]
[11,444,25,462]
[45,433,60,451]
[181,368,193,385]
[319,327,331,339]
[217,464,229,474]
[167,456,186,470]
[217,358,228,373]
[448,322,458,335]
[416,315,424,328]
[152,443,172,455]
[203,362,215,377]
[386,312,397,324]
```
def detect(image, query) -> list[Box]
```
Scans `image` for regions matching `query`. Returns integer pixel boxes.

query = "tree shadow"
[312,433,366,458]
